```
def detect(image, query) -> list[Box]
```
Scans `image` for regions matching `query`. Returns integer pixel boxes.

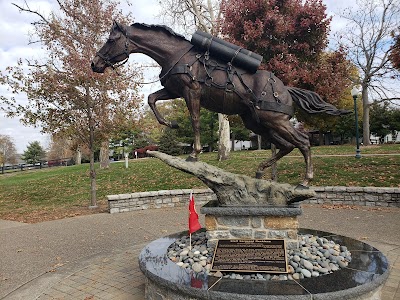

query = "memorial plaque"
[211,239,288,273]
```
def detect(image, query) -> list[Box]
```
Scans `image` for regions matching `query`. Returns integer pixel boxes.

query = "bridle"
[95,28,132,70]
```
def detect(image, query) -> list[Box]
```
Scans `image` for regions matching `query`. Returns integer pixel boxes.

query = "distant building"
[232,140,251,151]
[384,132,400,143]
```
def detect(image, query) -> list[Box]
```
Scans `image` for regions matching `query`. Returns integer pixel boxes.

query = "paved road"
[1,205,399,299]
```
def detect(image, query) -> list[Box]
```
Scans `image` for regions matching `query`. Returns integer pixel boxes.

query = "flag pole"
[189,190,193,251]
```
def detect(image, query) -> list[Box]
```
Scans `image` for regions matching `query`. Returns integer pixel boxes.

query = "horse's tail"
[287,87,351,115]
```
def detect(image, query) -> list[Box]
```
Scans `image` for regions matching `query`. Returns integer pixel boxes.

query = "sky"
[0,0,354,153]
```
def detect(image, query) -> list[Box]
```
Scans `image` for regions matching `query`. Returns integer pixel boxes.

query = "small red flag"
[189,192,201,234]
[190,275,203,288]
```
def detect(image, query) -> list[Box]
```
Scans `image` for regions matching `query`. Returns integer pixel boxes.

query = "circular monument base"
[139,229,389,300]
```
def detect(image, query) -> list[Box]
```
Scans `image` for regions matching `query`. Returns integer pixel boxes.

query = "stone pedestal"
[200,201,302,249]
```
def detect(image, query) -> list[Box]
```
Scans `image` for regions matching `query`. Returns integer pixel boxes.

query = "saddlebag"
[191,30,263,73]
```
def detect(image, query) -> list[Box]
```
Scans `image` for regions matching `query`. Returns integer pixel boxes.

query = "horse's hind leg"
[256,132,295,179]
[183,90,202,162]
[298,138,313,187]
[289,129,313,186]
[270,121,313,186]
[148,88,178,128]
[239,113,295,180]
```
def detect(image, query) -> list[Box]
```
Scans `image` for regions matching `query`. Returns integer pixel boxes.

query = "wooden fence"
[1,158,73,174]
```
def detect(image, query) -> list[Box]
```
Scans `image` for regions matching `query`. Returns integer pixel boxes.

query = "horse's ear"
[113,20,123,32]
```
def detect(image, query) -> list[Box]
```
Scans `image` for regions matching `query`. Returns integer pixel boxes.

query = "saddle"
[163,30,294,118]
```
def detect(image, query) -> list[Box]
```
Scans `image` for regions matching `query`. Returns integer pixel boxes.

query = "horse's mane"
[130,23,188,41]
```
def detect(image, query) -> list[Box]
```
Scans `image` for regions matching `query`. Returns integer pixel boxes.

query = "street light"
[351,86,361,159]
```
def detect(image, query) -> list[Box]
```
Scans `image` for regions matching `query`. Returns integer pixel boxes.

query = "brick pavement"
[35,241,400,300]
[1,205,399,300]
[38,244,146,300]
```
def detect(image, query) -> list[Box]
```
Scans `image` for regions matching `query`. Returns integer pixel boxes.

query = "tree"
[47,135,74,161]
[158,128,183,156]
[0,135,18,172]
[331,112,360,145]
[158,0,231,161]
[390,109,400,141]
[370,102,392,142]
[0,0,142,207]
[137,102,182,145]
[229,115,251,142]
[336,0,400,145]
[370,101,400,143]
[22,141,45,164]
[370,102,400,143]
[200,110,219,152]
[389,27,400,71]
[294,53,356,134]
[221,0,351,111]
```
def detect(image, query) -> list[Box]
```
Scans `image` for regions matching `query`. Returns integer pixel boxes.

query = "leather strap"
[165,54,294,117]
[257,101,294,116]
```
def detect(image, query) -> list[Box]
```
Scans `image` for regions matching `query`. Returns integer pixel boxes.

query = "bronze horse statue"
[92,21,349,186]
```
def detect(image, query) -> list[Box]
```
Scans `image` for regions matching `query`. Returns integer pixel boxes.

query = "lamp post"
[351,86,361,159]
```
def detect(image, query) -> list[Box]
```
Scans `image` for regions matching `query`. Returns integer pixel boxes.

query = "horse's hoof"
[170,120,179,129]
[295,184,309,190]
[255,171,263,179]
[186,156,198,162]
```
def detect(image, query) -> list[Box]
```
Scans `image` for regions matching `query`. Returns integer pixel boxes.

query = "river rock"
[303,260,314,270]
[192,262,203,273]
[301,269,312,278]
[312,271,320,277]
[168,232,351,282]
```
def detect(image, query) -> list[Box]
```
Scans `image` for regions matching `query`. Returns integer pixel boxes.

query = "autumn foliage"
[390,29,400,70]
[220,0,352,128]
[0,0,143,206]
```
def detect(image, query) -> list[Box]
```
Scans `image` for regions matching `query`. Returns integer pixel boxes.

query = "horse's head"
[91,21,131,73]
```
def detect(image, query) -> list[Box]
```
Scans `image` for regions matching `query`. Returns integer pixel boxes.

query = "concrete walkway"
[1,205,399,300]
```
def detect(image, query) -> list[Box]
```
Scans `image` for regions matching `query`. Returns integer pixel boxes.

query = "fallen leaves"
[0,205,108,224]
[321,204,395,212]
[322,204,359,210]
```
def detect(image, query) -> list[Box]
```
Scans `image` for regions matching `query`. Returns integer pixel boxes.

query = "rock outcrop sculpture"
[147,151,315,206]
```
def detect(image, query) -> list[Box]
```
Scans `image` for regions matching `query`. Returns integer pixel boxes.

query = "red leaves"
[389,29,400,70]
[221,0,352,132]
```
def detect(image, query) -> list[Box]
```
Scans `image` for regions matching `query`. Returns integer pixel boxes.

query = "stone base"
[139,229,389,300]
[200,201,302,249]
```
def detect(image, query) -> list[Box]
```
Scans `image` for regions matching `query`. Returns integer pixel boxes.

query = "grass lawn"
[0,144,399,222]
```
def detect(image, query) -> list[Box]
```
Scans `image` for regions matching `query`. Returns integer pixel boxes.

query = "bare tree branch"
[335,0,400,145]
[12,1,50,25]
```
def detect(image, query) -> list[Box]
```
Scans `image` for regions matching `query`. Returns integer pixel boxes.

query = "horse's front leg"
[148,88,178,128]
[184,91,202,162]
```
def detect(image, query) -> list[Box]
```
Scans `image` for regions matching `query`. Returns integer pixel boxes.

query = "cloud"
[0,113,49,153]
[324,0,359,34]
